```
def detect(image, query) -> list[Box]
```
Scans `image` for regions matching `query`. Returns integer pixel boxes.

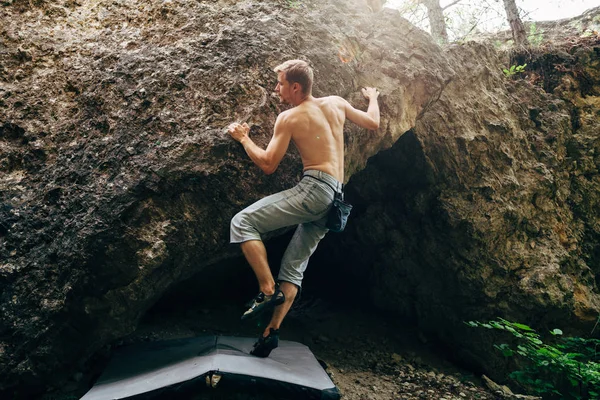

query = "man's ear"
[292,82,301,93]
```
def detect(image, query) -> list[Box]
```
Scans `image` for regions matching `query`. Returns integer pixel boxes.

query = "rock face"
[1,0,599,396]
[313,17,600,375]
[0,0,453,396]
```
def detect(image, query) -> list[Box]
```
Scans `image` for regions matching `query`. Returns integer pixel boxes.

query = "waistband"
[302,170,343,193]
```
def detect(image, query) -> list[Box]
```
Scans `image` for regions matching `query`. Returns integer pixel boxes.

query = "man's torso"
[283,96,345,182]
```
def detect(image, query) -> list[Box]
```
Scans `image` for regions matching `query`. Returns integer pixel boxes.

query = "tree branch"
[454,2,502,41]
[442,0,462,11]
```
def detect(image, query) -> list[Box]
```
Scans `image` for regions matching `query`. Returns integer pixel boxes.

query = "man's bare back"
[228,79,379,183]
[280,96,346,182]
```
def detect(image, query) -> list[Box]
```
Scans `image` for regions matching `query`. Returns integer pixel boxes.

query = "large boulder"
[0,0,453,396]
[313,18,600,375]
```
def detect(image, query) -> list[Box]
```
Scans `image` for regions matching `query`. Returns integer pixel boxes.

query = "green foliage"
[286,0,301,8]
[580,29,598,38]
[467,318,600,399]
[492,40,505,49]
[528,23,544,46]
[502,63,527,77]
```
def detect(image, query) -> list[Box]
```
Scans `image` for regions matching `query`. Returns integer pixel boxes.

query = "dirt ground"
[57,293,506,400]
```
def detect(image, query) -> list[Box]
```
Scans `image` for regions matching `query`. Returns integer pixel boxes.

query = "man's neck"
[291,94,313,107]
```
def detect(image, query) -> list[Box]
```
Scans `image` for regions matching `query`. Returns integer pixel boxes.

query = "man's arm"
[227,114,292,175]
[343,87,380,130]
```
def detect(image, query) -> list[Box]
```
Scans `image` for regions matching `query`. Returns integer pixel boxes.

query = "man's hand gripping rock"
[228,122,250,143]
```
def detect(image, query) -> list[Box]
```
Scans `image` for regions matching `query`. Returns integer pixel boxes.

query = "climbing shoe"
[241,288,285,321]
[250,328,279,358]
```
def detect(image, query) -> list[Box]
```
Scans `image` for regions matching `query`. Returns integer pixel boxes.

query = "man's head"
[273,60,313,103]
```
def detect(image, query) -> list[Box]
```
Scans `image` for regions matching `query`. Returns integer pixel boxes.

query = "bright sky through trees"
[385,0,599,40]
[518,0,598,21]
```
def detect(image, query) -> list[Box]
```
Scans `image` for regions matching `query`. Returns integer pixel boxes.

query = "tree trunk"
[421,0,448,44]
[502,0,529,46]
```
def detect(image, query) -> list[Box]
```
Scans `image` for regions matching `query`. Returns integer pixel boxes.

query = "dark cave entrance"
[143,129,433,334]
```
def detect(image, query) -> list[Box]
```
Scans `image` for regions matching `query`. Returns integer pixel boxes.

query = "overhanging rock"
[0,0,454,394]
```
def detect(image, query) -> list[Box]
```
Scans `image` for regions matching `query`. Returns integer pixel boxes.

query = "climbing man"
[228,59,380,357]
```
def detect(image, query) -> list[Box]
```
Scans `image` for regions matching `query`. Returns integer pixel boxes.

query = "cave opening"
[76,131,499,399]
[139,229,365,341]
[139,129,437,354]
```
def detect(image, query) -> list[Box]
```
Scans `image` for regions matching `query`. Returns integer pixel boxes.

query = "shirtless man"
[228,59,379,357]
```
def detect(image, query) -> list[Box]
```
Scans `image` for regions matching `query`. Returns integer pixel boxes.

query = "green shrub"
[502,63,527,77]
[466,318,600,399]
[528,23,544,47]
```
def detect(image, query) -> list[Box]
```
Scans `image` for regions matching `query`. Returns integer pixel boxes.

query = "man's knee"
[230,210,246,231]
[279,281,299,302]
[230,210,258,243]
[277,266,304,289]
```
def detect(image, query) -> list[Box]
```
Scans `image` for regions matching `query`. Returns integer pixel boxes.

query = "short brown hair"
[274,60,313,95]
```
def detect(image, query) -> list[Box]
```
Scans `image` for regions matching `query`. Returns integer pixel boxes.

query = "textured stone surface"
[0,0,452,395]
[313,20,600,377]
[1,0,599,396]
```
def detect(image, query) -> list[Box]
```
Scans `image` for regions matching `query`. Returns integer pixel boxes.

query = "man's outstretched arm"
[227,114,292,175]
[343,87,380,130]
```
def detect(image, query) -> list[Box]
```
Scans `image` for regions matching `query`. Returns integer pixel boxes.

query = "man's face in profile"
[275,72,292,104]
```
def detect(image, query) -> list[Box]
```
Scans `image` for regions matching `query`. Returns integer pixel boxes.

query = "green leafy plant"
[581,29,598,39]
[528,22,544,46]
[502,63,527,77]
[466,318,600,399]
[287,0,301,8]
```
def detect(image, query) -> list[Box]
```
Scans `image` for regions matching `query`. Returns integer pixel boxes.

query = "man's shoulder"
[277,108,296,122]
[275,108,300,130]
[318,95,347,104]
[310,96,347,113]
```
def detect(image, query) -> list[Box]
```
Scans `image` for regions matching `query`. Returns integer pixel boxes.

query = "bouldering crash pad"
[80,335,340,399]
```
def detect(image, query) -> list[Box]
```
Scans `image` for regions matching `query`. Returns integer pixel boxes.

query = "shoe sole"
[241,292,285,321]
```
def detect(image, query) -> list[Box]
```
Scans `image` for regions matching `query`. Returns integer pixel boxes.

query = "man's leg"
[230,187,300,299]
[260,220,328,338]
[240,240,276,295]
[230,178,331,326]
[263,281,298,331]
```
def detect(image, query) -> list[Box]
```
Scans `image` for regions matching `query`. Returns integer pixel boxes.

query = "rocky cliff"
[0,0,599,397]
[312,8,600,373]
[0,0,452,396]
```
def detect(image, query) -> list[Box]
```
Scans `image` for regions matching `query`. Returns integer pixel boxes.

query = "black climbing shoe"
[250,328,279,358]
[241,288,285,321]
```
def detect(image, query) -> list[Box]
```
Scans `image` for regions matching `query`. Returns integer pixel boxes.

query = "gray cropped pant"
[230,170,342,288]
